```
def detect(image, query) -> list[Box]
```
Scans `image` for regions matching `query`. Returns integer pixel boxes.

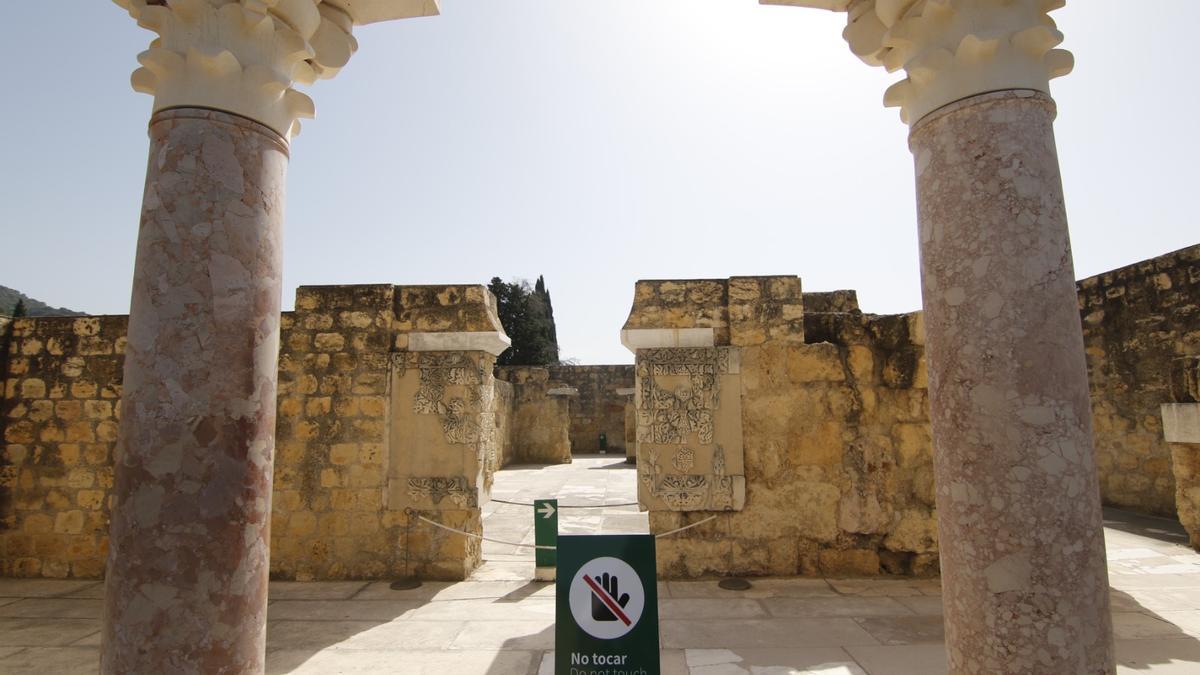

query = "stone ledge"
[406,331,510,356]
[621,327,715,353]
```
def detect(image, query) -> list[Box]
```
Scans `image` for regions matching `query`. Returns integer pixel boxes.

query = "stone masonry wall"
[1,284,509,581]
[1,316,126,578]
[546,365,634,454]
[625,279,938,578]
[271,285,395,581]
[495,367,572,465]
[1080,244,1200,516]
[493,380,514,471]
[2,245,1197,579]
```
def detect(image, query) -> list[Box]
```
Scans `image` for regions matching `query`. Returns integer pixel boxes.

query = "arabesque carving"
[407,477,474,507]
[636,347,744,512]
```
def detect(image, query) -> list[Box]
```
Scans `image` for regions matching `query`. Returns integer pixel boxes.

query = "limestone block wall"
[1,316,125,578]
[493,380,514,471]
[495,367,572,465]
[624,279,938,578]
[1079,244,1200,516]
[271,285,395,581]
[545,365,634,454]
[1,283,509,581]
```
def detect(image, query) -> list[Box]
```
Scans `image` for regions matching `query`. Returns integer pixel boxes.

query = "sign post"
[534,499,558,581]
[556,534,659,674]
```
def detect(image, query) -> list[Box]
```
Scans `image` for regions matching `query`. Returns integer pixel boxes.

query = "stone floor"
[2,455,1200,673]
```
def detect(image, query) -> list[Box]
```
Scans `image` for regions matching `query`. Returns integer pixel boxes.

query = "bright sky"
[1,1,1196,364]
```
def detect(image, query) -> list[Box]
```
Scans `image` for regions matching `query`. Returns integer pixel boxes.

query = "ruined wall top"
[621,276,805,351]
[291,283,510,355]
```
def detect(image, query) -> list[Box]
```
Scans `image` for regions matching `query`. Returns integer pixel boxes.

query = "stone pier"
[765,1,1115,671]
[105,1,437,672]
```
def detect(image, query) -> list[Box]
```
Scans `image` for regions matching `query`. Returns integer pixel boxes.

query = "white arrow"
[538,503,556,519]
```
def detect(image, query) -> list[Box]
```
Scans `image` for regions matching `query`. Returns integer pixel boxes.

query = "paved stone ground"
[2,455,1200,673]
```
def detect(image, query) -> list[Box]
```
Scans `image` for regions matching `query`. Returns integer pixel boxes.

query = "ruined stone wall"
[546,365,634,454]
[1,284,509,581]
[625,280,938,578]
[1080,244,1200,516]
[495,366,572,465]
[1,316,125,578]
[493,380,514,471]
[271,285,395,581]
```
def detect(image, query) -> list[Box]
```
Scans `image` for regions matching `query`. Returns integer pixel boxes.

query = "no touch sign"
[556,534,659,674]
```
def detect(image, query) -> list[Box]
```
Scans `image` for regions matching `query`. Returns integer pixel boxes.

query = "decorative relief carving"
[403,352,491,446]
[659,475,708,510]
[639,449,662,490]
[710,445,735,511]
[672,448,695,473]
[636,347,743,512]
[407,477,475,507]
[635,348,727,448]
[394,350,500,510]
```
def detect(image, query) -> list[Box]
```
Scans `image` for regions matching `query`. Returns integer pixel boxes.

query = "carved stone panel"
[389,351,499,510]
[635,347,745,511]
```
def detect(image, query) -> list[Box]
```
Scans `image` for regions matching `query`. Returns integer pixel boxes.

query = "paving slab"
[0,646,101,675]
[268,648,536,675]
[0,598,102,620]
[1,460,1199,673]
[661,618,880,650]
[0,618,101,647]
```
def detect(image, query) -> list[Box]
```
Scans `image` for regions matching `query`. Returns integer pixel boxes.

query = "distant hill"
[0,285,86,317]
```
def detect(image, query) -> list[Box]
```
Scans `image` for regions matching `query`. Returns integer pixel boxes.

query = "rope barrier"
[490,497,640,509]
[417,515,557,550]
[413,513,719,551]
[653,515,718,538]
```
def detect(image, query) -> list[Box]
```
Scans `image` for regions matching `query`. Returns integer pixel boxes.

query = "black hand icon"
[590,572,631,621]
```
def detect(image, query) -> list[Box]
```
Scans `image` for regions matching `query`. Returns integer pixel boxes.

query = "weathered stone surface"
[0,315,123,579]
[495,366,572,465]
[1081,245,1200,516]
[625,276,938,578]
[545,365,634,454]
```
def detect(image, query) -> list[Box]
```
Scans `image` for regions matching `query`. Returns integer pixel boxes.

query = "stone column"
[105,1,436,672]
[764,1,1114,672]
[913,88,1113,674]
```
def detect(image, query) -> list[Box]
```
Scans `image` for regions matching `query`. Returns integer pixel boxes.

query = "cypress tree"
[489,276,560,366]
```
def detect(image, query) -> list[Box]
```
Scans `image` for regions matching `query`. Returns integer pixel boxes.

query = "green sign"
[555,534,659,675]
[535,499,558,570]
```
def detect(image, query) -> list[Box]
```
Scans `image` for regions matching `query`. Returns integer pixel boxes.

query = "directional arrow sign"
[534,498,558,573]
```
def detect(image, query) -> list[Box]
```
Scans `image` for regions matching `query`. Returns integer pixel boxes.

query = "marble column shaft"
[101,108,287,674]
[911,91,1115,673]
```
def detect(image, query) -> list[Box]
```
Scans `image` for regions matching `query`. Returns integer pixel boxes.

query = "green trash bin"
[599,432,607,453]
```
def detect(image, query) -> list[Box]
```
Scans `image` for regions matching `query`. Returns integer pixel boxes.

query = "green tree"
[488,276,560,366]
[12,300,26,318]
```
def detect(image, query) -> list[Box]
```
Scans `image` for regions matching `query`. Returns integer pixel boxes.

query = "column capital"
[115,0,438,139]
[764,0,1073,125]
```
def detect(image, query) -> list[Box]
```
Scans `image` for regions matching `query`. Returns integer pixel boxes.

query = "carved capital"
[115,0,436,138]
[765,0,1073,125]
